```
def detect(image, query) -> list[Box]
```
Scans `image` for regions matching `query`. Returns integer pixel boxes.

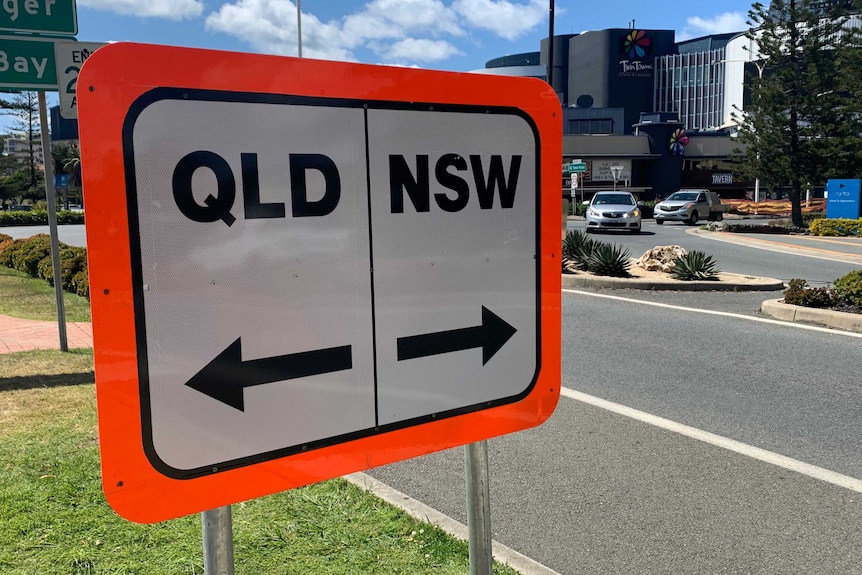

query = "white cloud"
[381,38,464,63]
[206,0,352,61]
[79,0,203,20]
[452,0,547,41]
[205,0,547,66]
[679,12,747,41]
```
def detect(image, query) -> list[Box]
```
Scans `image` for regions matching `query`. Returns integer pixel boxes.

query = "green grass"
[0,350,519,575]
[0,267,91,323]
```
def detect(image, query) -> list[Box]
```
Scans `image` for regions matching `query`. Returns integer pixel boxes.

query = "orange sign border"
[78,42,562,523]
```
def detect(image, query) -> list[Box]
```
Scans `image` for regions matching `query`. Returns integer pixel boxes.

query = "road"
[6,220,862,573]
[1,224,87,247]
[567,218,861,286]
[367,221,862,574]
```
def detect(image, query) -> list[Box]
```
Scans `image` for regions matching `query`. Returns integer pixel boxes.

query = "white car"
[654,190,728,225]
[583,191,642,234]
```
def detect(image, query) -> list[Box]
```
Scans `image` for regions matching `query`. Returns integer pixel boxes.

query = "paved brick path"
[0,314,93,354]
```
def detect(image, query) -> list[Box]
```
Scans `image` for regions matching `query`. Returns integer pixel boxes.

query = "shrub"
[670,251,721,281]
[833,269,862,308]
[783,278,838,308]
[10,234,52,277]
[0,234,90,300]
[562,230,595,272]
[36,246,87,289]
[72,269,90,299]
[0,209,84,226]
[586,242,632,277]
[808,218,862,237]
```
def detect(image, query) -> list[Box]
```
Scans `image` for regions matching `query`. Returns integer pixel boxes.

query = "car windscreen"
[666,192,698,201]
[593,194,634,205]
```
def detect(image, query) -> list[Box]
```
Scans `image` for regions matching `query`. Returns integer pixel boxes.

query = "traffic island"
[561,269,785,292]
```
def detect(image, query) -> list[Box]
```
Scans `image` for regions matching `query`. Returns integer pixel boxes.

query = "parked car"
[583,191,642,233]
[654,189,729,225]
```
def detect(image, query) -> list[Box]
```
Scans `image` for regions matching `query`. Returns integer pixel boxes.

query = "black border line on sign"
[122,87,543,480]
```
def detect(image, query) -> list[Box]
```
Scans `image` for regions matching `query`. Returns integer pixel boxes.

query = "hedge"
[808,217,862,237]
[0,233,89,299]
[0,209,85,226]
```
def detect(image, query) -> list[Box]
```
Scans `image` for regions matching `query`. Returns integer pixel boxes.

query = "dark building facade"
[482,28,754,200]
[567,29,677,135]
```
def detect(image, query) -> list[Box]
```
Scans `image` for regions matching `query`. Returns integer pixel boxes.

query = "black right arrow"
[185,338,352,412]
[396,306,516,365]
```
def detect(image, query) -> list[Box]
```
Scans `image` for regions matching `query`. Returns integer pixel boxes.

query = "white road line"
[563,288,862,339]
[561,388,862,493]
[687,228,862,264]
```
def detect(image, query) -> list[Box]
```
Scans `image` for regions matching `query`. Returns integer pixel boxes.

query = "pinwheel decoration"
[669,128,689,156]
[624,30,651,59]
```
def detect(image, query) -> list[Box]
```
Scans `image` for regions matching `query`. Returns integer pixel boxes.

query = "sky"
[3,0,759,131]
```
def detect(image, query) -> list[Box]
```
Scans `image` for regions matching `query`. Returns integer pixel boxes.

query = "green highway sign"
[1,0,77,35]
[564,161,587,174]
[0,35,60,89]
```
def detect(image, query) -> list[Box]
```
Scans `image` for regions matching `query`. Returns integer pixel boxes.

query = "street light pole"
[750,59,765,204]
[296,0,302,57]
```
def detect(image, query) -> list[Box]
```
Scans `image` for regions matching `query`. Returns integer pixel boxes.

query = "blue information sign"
[825,179,862,219]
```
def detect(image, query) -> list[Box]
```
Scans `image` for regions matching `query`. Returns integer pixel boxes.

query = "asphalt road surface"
[367,227,862,574]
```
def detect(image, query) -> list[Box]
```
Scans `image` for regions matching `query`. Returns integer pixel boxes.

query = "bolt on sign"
[78,42,562,523]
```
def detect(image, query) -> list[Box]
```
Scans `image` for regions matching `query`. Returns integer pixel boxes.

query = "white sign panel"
[54,41,105,119]
[591,159,632,182]
[125,89,540,477]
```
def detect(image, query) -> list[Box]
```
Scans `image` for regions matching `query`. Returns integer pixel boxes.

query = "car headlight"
[629,210,640,218]
[684,203,695,209]
[588,208,600,217]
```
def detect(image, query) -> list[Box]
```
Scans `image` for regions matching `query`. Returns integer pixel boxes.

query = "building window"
[568,119,614,135]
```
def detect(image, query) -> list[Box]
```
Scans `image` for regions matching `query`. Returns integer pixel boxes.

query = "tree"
[735,0,862,227]
[0,91,43,193]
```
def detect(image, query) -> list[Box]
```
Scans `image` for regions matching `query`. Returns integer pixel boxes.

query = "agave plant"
[562,229,595,272]
[670,250,721,281]
[586,242,632,277]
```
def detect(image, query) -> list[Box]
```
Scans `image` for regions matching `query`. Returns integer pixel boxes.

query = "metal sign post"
[202,506,235,575]
[610,165,623,191]
[38,91,68,351]
[466,441,493,575]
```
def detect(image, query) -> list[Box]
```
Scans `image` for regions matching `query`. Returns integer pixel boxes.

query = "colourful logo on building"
[669,129,689,156]
[623,30,651,59]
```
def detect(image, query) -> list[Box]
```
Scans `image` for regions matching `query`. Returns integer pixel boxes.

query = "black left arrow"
[396,306,517,365]
[185,338,352,411]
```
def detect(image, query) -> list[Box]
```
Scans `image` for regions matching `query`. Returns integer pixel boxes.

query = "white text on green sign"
[0,36,59,89]
[0,0,76,35]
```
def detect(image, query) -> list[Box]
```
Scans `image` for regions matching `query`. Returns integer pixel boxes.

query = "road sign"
[78,42,562,523]
[566,161,587,173]
[825,179,861,219]
[54,41,105,118]
[0,0,77,35]
[0,35,61,89]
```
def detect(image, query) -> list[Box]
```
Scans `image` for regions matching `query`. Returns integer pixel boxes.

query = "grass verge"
[0,267,91,323]
[0,350,519,574]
